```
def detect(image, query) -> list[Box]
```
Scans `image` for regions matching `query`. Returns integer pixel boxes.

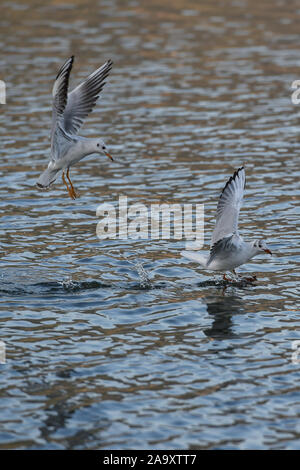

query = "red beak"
[105,151,114,162]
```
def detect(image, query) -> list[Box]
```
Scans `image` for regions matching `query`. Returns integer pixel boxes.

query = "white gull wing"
[62,59,113,135]
[210,167,246,247]
[50,56,74,160]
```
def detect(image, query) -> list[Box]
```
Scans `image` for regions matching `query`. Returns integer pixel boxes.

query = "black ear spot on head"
[97,143,100,147]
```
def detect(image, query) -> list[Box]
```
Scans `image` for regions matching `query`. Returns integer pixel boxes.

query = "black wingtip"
[221,166,245,196]
[55,56,74,81]
[106,59,113,69]
[233,166,244,178]
[36,182,49,190]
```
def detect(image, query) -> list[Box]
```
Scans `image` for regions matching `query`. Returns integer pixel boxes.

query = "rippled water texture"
[0,0,300,450]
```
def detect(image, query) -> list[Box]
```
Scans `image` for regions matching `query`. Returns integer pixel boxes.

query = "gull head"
[253,239,272,256]
[95,139,113,161]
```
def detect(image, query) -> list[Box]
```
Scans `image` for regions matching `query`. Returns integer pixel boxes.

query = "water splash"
[134,260,152,289]
[122,252,153,289]
[60,277,79,291]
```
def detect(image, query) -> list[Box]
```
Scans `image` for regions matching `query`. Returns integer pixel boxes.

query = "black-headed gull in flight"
[37,56,113,199]
[181,167,272,281]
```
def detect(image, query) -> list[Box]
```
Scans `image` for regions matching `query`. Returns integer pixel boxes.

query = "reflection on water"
[203,293,245,339]
[0,0,300,450]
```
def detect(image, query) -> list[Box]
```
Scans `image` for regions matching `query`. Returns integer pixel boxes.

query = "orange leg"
[66,168,77,199]
[62,171,76,200]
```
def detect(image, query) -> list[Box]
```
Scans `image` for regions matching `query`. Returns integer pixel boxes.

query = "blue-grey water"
[0,0,300,450]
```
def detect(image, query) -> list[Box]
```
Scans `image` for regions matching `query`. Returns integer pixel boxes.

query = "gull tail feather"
[36,167,59,188]
[181,250,208,267]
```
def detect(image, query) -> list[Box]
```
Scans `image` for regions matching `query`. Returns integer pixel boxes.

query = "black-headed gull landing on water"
[181,167,272,281]
[37,56,113,199]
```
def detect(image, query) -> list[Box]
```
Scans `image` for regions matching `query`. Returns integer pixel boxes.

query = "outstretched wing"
[210,167,246,247]
[51,56,74,125]
[62,59,113,135]
[51,56,74,158]
[207,234,241,266]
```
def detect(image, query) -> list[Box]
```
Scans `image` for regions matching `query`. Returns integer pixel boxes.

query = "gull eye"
[102,146,106,150]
